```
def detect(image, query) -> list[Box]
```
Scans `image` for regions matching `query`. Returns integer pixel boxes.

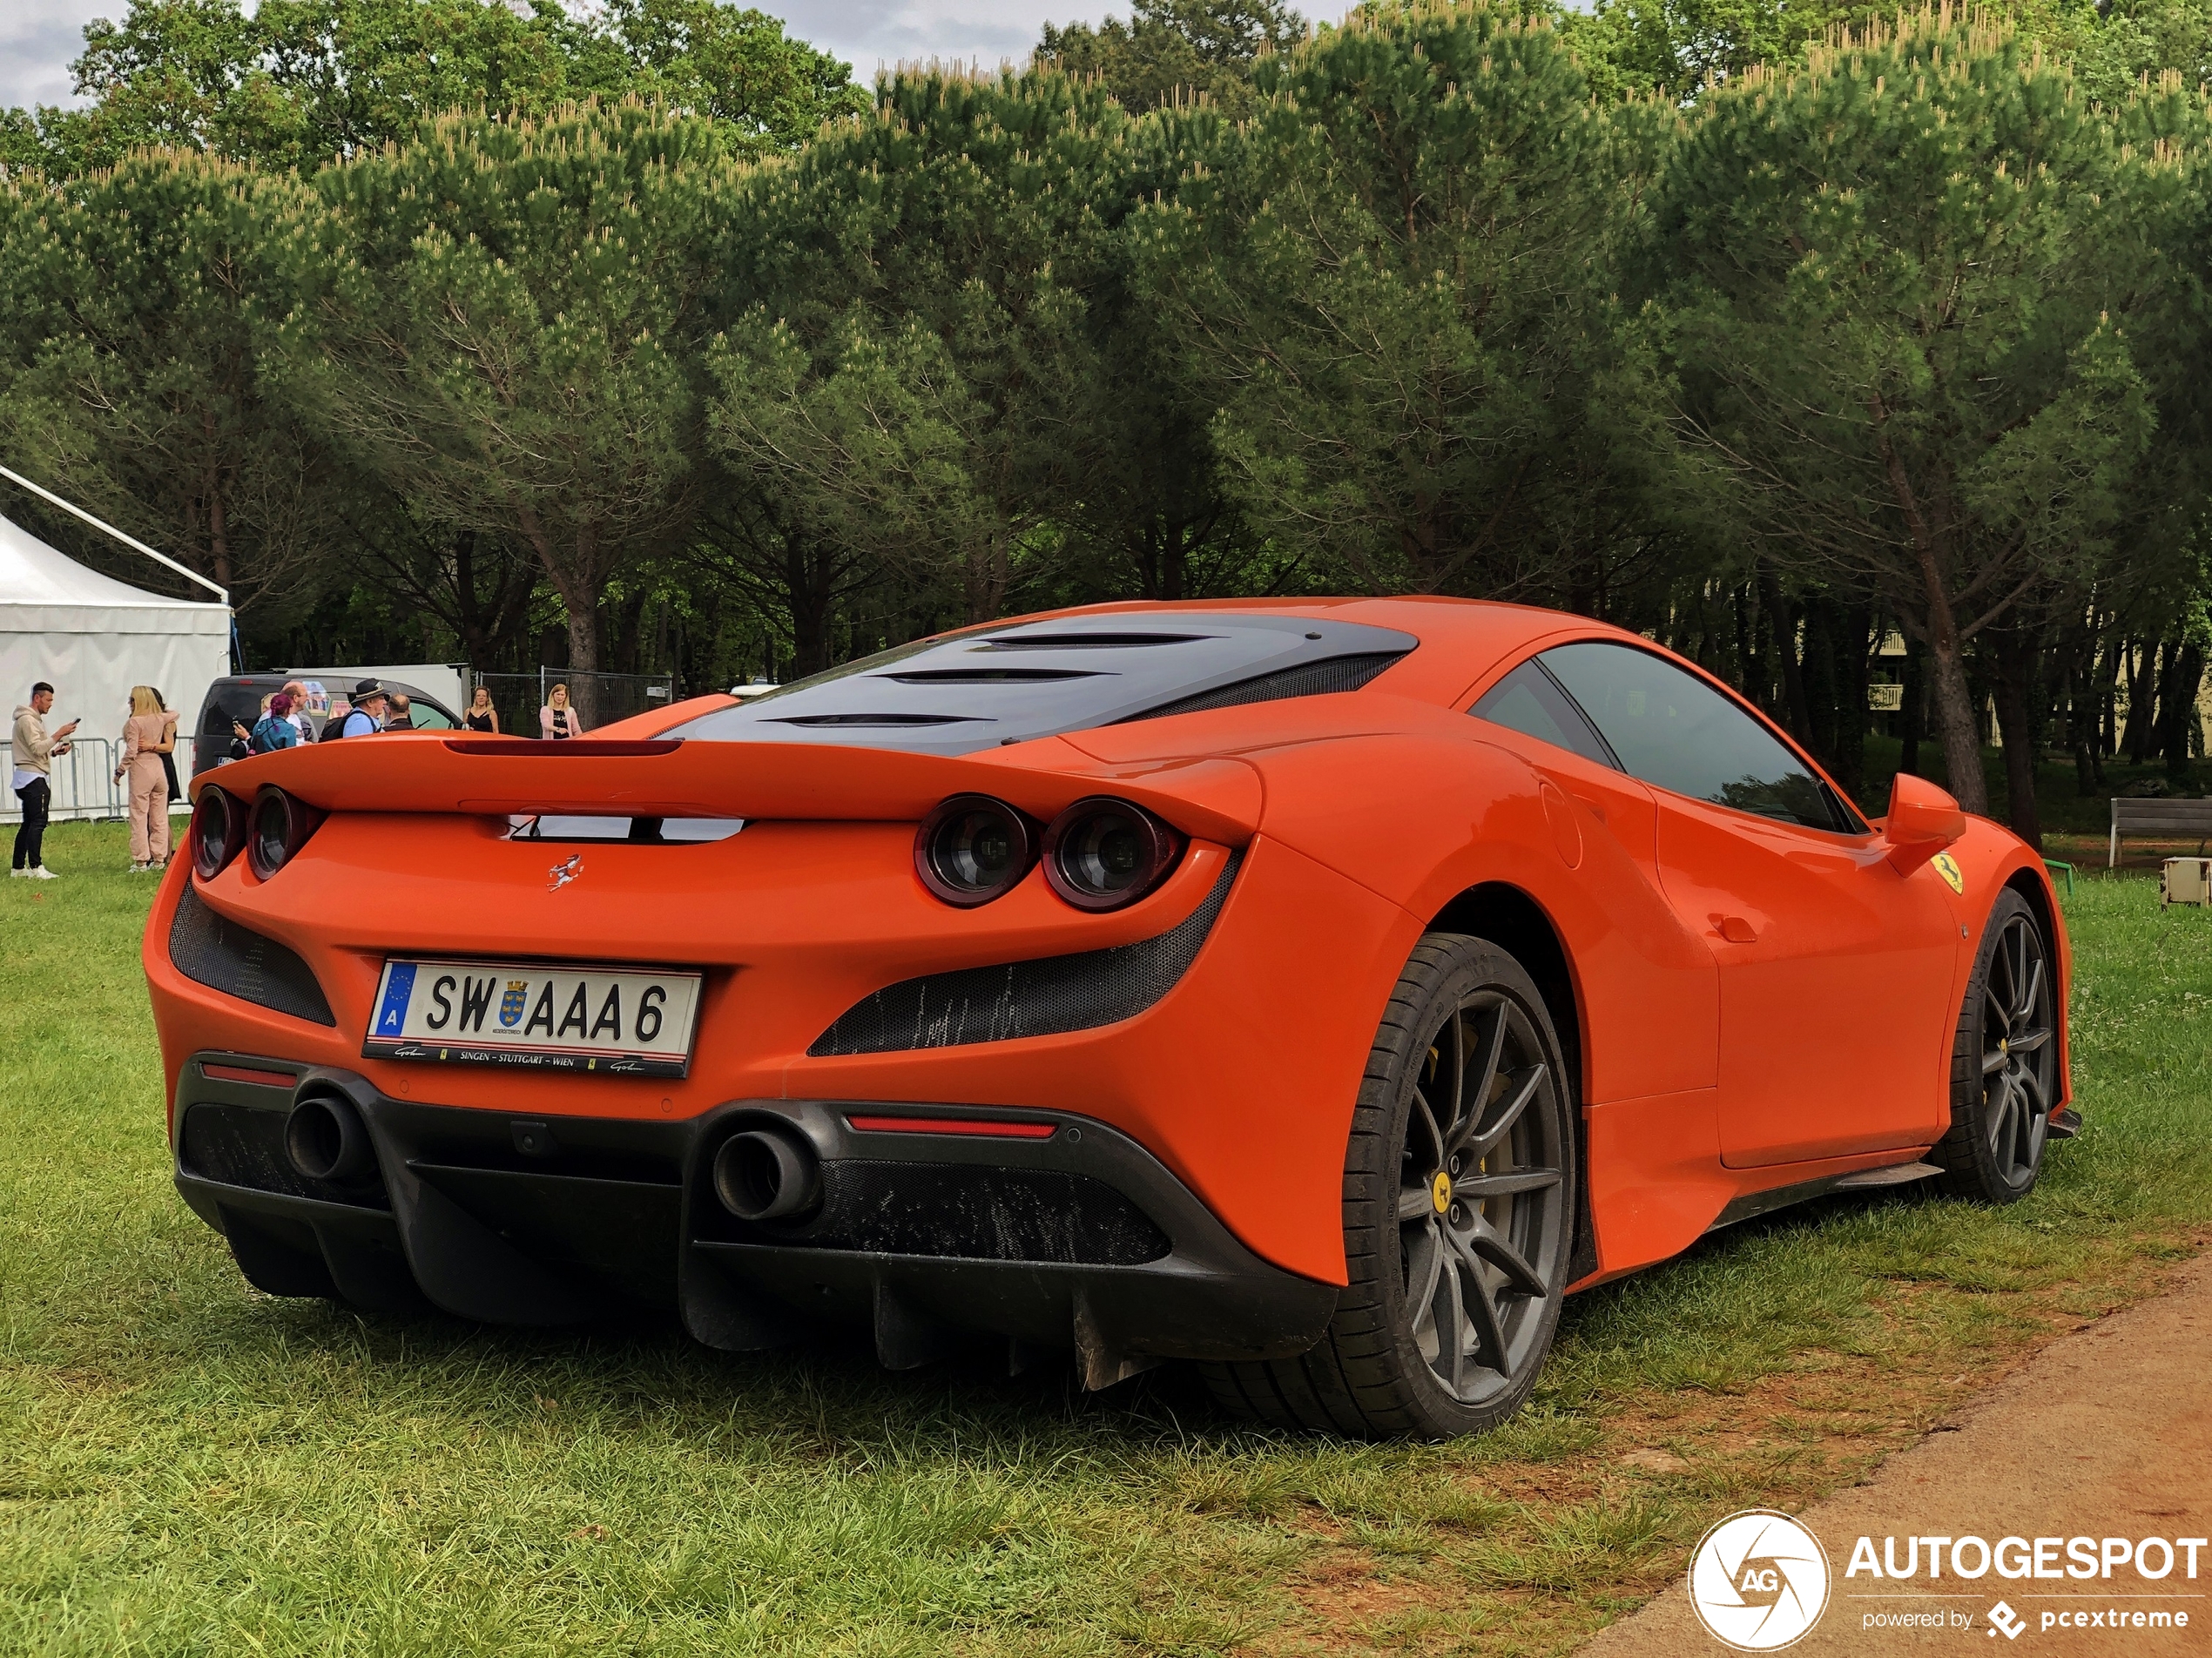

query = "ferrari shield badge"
[1932,851,1965,894]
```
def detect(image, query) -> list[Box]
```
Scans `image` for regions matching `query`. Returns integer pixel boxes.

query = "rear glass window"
[664,614,1419,756]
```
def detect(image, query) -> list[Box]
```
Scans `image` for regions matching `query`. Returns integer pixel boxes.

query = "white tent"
[2,513,231,822]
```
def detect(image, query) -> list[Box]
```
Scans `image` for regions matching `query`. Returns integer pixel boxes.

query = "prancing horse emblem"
[549,853,583,892]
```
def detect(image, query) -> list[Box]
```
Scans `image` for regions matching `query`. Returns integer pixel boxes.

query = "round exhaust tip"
[285,1092,374,1183]
[713,1128,821,1223]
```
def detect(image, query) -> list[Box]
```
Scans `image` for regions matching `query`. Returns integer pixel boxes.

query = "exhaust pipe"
[713,1127,822,1223]
[285,1091,375,1182]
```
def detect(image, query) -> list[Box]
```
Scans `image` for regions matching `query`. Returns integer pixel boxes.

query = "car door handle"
[1710,913,1758,944]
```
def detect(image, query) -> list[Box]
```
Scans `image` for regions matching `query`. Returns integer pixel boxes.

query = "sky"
[0,0,1115,113]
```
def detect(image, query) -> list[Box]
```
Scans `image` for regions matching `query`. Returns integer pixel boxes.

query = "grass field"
[3,819,2209,1657]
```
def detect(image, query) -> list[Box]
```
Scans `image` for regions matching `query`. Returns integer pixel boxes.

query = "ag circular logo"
[1688,1509,1831,1651]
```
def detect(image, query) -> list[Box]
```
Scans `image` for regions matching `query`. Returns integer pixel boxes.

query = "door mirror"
[1882,773,1966,872]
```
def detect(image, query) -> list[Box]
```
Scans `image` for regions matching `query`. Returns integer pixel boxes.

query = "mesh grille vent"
[170,886,336,1026]
[179,1102,388,1208]
[1128,652,1404,722]
[756,1161,1170,1264]
[811,851,1242,1056]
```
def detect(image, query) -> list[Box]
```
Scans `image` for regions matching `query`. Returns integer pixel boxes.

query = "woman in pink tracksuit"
[116,685,177,871]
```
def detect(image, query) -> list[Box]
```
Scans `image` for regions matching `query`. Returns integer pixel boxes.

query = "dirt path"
[1580,1251,2212,1656]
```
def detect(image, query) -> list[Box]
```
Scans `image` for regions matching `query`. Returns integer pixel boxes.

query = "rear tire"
[1203,933,1576,1439]
[1935,889,2058,1203]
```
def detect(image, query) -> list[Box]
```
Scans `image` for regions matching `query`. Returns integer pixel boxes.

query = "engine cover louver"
[1126,652,1405,722]
[170,885,336,1027]
[810,851,1243,1056]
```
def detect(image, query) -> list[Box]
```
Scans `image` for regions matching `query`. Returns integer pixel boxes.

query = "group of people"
[232,677,590,748]
[11,679,182,878]
[9,675,595,880]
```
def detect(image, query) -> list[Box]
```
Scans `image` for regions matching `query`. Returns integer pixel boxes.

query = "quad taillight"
[247,786,320,879]
[915,794,1036,907]
[1042,797,1183,911]
[194,785,319,880]
[914,793,1184,912]
[192,788,241,880]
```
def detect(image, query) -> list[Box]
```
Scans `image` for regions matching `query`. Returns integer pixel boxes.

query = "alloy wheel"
[1980,908,2056,1189]
[1396,990,1568,1406]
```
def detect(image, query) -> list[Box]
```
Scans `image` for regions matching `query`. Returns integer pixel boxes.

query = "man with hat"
[330,680,389,739]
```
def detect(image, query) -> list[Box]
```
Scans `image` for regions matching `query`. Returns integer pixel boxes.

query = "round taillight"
[1042,798,1182,912]
[192,789,242,880]
[247,786,319,880]
[915,794,1035,907]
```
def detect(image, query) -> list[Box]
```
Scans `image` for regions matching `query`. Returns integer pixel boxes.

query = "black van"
[191,675,462,777]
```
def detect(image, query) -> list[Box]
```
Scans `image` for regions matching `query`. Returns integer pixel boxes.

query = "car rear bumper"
[172,1052,1340,1381]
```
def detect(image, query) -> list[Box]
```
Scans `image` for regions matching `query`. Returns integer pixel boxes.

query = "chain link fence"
[470,670,675,738]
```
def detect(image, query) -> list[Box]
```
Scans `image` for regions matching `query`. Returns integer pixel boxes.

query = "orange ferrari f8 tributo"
[147,600,2071,1438]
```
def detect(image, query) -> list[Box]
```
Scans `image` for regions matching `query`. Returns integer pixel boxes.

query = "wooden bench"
[2108,797,2212,866]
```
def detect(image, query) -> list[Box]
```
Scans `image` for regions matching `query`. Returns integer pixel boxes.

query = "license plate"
[361,959,703,1078]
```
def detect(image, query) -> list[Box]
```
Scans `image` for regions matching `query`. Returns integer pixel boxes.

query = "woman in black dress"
[464,685,499,733]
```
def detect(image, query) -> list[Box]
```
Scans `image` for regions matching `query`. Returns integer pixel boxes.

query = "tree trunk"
[1831,598,1871,806]
[1990,625,2042,849]
[2163,641,2204,785]
[2063,623,2096,798]
[1757,563,1812,741]
[1898,636,1924,779]
[786,534,834,680]
[2123,640,2161,765]
[1926,632,1988,814]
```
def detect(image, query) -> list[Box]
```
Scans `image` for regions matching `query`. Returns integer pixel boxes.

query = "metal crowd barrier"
[3,732,199,824]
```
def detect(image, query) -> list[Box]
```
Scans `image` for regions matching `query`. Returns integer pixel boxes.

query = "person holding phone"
[11,680,78,879]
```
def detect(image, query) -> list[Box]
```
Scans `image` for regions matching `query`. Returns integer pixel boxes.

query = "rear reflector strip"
[200,1062,300,1088]
[846,1114,1057,1140]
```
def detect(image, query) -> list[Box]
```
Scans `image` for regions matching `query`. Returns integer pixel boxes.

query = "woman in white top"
[539,683,587,740]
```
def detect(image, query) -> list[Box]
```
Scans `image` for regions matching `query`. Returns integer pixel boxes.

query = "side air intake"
[1127,652,1405,721]
[169,886,336,1027]
[810,852,1242,1055]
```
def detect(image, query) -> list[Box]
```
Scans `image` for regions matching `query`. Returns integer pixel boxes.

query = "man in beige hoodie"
[11,681,78,879]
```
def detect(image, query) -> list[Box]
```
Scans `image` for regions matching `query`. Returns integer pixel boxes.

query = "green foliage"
[3,0,2212,786]
[707,70,1127,645]
[0,152,323,617]
[273,101,736,684]
[1,0,866,176]
[1135,0,1635,597]
[1036,0,1307,117]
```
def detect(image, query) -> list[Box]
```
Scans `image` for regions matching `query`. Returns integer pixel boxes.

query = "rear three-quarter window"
[664,613,1418,756]
[1535,642,1852,832]
[1470,662,1615,770]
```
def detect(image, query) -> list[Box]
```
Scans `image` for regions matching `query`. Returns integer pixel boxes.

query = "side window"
[1538,642,1846,832]
[411,704,456,731]
[1469,660,1617,770]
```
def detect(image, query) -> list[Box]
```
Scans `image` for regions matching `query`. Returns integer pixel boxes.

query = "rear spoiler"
[185,733,1264,846]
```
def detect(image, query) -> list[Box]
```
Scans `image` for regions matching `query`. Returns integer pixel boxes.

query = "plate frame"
[360,955,705,1079]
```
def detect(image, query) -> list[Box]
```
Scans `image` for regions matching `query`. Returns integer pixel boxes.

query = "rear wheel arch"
[1427,883,1581,1093]
[1425,882,1595,1284]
